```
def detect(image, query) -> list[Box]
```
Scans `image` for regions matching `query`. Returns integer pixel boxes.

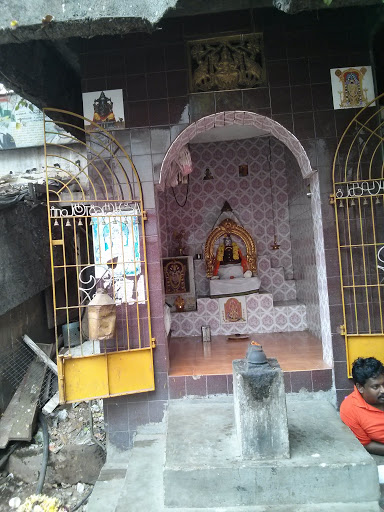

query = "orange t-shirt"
[340,386,384,446]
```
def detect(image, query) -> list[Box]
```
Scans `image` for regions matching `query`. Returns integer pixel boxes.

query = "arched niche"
[159,110,315,190]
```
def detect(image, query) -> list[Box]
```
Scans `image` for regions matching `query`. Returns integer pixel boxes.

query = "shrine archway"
[159,111,314,190]
[158,109,333,367]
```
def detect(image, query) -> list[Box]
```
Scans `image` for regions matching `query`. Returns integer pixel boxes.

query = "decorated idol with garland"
[213,233,248,276]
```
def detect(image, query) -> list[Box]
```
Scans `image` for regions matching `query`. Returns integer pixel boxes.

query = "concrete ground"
[88,395,382,512]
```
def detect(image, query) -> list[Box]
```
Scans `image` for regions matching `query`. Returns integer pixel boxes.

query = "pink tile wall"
[286,146,326,348]
[170,293,307,336]
[156,187,169,258]
[158,137,294,297]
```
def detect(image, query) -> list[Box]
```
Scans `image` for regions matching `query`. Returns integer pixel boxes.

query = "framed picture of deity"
[330,66,375,110]
[82,89,125,132]
[161,256,196,312]
[219,296,247,325]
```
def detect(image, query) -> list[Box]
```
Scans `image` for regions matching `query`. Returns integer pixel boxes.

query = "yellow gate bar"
[57,348,155,403]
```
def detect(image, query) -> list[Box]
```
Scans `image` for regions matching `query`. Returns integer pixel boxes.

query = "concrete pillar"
[233,358,290,460]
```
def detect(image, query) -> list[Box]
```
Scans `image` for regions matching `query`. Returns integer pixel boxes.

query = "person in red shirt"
[340,357,384,455]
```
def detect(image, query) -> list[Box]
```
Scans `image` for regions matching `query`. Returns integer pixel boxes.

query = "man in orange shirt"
[340,357,384,455]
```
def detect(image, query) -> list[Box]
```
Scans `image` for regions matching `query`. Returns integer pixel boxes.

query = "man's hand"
[364,441,384,456]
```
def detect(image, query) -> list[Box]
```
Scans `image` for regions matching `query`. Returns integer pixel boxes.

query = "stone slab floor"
[88,395,382,512]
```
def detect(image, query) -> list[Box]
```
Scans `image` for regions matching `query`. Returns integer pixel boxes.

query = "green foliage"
[14,98,35,112]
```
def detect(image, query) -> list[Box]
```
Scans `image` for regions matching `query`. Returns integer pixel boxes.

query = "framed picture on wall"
[330,66,376,110]
[219,296,247,325]
[162,256,196,311]
[82,89,125,131]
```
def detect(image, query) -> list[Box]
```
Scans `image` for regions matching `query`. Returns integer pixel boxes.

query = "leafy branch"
[14,98,35,112]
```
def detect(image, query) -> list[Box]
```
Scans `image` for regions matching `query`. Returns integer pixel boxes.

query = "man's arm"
[364,441,384,456]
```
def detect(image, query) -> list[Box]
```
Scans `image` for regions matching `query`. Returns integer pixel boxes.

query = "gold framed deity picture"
[330,66,375,110]
[162,256,196,311]
[219,296,247,325]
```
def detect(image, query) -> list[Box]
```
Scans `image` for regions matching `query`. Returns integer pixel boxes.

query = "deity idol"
[213,233,247,276]
[93,91,116,124]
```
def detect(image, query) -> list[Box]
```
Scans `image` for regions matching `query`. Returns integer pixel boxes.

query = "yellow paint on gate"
[346,334,384,378]
[58,348,155,403]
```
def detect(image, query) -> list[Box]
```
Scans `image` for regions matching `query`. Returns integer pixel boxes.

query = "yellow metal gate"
[332,93,384,376]
[44,109,155,402]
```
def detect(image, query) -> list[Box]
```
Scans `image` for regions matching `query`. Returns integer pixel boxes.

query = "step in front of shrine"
[170,293,306,337]
[168,368,333,399]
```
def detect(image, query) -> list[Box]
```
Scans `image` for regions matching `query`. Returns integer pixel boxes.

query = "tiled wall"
[159,136,294,299]
[86,130,171,449]
[159,135,327,345]
[169,367,334,399]
[79,6,376,446]
[310,172,333,367]
[286,146,333,366]
[287,149,321,335]
[170,293,307,336]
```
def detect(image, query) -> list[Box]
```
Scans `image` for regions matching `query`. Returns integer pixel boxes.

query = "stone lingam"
[233,341,290,459]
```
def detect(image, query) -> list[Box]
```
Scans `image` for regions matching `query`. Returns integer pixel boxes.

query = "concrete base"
[87,396,381,512]
[164,398,380,509]
[115,433,165,512]
[165,504,380,511]
[86,462,130,512]
[88,428,166,512]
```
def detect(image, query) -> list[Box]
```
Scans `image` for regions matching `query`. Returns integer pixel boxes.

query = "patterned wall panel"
[170,293,307,336]
[310,173,333,366]
[158,136,295,301]
[286,146,331,362]
[156,188,169,258]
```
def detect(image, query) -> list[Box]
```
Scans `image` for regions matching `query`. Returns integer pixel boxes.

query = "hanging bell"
[363,197,368,206]
[271,235,280,251]
[78,218,83,226]
[53,219,59,226]
[65,219,71,227]
[339,200,344,208]
[350,198,355,206]
[376,196,381,205]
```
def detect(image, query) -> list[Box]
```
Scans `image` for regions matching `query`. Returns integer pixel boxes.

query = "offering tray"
[227,334,250,341]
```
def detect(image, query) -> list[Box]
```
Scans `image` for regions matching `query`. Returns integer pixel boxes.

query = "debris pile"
[0,400,105,512]
[0,475,93,512]
[48,400,105,454]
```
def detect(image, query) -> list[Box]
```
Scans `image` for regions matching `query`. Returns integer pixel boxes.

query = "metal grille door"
[44,109,155,402]
[332,93,384,375]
